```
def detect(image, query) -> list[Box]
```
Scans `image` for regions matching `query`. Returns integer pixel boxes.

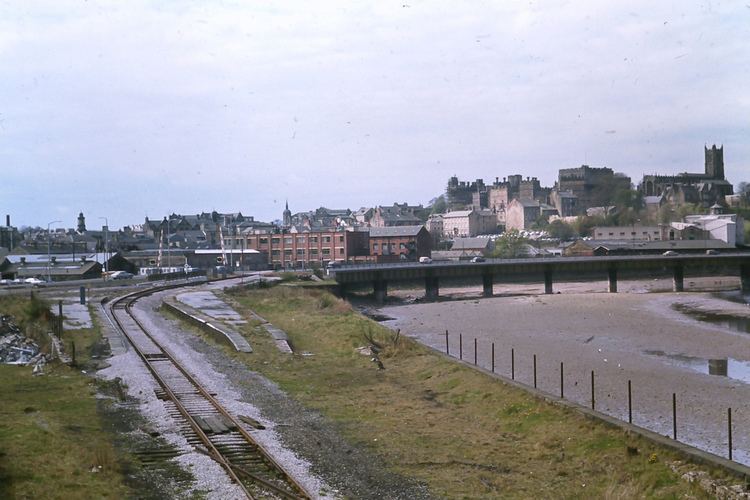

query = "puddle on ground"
[643,350,750,384]
[672,303,750,334]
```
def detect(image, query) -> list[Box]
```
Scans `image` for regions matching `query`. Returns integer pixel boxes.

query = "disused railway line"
[104,283,309,499]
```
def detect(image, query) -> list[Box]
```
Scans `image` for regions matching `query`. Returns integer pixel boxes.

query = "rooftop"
[369,225,425,237]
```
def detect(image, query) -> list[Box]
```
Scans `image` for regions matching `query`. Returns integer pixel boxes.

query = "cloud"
[1,1,748,228]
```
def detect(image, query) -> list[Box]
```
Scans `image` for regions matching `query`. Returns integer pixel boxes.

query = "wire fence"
[443,329,740,463]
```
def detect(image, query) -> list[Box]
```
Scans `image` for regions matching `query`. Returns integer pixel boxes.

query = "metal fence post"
[728,407,733,460]
[560,361,564,398]
[628,380,632,424]
[533,354,537,388]
[459,334,463,360]
[474,338,477,365]
[58,300,63,337]
[672,393,677,440]
[511,348,515,380]
[591,370,595,410]
[445,329,449,355]
[491,342,495,373]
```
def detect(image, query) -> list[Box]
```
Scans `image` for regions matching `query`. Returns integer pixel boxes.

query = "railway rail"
[104,282,310,499]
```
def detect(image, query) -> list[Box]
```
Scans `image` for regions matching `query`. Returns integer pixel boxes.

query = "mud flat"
[382,287,750,465]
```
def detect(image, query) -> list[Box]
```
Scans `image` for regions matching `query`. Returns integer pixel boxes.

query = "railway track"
[105,283,310,499]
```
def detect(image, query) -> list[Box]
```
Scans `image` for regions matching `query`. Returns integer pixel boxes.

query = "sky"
[2,1,748,230]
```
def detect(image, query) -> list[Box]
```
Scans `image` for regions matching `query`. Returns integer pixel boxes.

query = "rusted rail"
[105,283,309,499]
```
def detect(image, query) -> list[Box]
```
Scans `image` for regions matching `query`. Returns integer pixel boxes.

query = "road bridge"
[333,253,750,302]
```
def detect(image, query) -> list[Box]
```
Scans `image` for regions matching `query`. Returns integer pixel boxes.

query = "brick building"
[369,226,431,262]
[242,230,369,269]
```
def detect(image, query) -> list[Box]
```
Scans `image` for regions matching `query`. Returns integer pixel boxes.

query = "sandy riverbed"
[381,282,750,465]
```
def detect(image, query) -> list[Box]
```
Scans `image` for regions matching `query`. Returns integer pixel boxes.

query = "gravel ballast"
[101,281,431,499]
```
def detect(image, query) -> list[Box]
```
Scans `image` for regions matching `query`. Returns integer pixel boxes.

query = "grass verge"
[0,295,130,499]
[205,286,716,498]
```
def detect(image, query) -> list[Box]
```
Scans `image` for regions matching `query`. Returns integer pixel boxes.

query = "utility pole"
[46,220,62,282]
[167,217,171,269]
[99,216,108,273]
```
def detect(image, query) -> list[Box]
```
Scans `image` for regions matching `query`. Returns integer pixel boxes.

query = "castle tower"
[705,144,724,180]
[77,211,86,233]
[282,200,292,228]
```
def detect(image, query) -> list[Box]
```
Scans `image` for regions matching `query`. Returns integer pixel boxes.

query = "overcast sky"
[2,1,748,229]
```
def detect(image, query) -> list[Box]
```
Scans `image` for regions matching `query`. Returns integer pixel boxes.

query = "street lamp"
[46,220,62,282]
[99,216,108,273]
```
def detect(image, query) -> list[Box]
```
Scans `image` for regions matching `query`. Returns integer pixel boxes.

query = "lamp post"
[98,216,108,273]
[46,220,62,282]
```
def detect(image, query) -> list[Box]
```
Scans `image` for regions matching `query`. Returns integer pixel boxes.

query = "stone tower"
[282,200,292,228]
[77,211,86,233]
[705,144,724,180]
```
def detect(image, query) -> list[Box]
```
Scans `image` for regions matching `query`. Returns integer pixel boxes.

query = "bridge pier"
[373,280,388,304]
[740,264,750,294]
[608,267,618,293]
[673,265,684,292]
[482,274,493,297]
[425,277,440,301]
[543,269,553,294]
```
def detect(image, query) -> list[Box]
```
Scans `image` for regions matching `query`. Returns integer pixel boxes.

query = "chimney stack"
[5,215,9,227]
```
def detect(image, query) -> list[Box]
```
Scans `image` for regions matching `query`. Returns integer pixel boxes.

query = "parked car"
[662,250,679,256]
[419,256,433,264]
[470,256,485,263]
[705,249,718,255]
[24,277,47,286]
[326,261,342,269]
[111,271,134,280]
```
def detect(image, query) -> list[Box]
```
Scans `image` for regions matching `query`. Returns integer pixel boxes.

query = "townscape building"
[638,145,733,208]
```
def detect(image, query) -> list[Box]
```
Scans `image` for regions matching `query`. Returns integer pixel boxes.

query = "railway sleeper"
[193,415,236,434]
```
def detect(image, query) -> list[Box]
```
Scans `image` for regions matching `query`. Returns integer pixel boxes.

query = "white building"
[442,209,497,238]
[683,213,744,246]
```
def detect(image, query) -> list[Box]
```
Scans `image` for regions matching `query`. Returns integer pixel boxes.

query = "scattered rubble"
[670,461,750,499]
[0,314,40,364]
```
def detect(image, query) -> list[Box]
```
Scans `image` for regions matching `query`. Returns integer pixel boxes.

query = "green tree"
[547,220,576,240]
[657,204,675,224]
[614,207,641,226]
[491,230,529,259]
[674,203,706,219]
[572,215,604,237]
[430,195,447,215]
[531,214,549,231]
[612,188,643,211]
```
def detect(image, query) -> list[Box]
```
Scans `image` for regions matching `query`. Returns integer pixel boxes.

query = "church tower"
[77,211,86,233]
[282,200,292,228]
[705,144,724,180]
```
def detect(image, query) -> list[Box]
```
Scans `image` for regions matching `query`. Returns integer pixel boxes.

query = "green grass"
[0,296,131,499]
[206,286,716,498]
